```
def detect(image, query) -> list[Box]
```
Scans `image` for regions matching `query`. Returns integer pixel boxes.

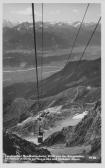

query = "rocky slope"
[3,98,33,128]
[3,132,55,163]
[43,100,101,158]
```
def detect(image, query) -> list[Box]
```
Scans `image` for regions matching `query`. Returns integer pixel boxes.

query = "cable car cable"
[65,3,90,66]
[73,17,101,73]
[32,3,40,108]
[40,3,44,99]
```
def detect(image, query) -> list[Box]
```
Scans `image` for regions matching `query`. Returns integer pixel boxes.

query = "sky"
[3,3,101,24]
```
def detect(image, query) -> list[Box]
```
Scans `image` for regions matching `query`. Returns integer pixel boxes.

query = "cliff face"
[66,101,101,147]
[43,101,101,157]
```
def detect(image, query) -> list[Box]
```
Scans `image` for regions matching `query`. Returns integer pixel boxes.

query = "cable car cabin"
[38,132,43,144]
[38,126,43,144]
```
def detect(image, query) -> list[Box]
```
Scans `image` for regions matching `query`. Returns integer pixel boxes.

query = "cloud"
[73,9,79,13]
[11,7,31,15]
[18,7,32,15]
[49,10,61,16]
[10,7,42,21]
[11,7,41,17]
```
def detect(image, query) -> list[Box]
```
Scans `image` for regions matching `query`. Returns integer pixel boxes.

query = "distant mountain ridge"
[3,20,101,50]
[3,20,101,29]
[3,19,19,28]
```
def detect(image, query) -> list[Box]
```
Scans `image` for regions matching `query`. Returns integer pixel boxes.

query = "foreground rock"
[3,132,59,163]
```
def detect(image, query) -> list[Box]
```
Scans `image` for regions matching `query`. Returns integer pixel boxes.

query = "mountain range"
[3,20,101,51]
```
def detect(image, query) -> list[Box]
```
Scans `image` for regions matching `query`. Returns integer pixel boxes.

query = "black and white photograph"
[2,0,102,164]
